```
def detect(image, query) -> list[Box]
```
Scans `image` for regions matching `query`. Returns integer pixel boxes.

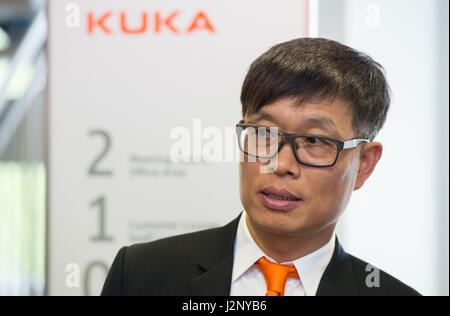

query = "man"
[101,38,420,296]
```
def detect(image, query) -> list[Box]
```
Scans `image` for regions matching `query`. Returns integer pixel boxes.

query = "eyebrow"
[248,111,342,138]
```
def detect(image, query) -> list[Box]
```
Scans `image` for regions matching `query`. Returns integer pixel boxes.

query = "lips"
[260,187,301,201]
[259,186,303,212]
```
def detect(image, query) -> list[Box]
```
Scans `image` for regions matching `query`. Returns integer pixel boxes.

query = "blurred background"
[0,0,448,296]
[0,0,46,295]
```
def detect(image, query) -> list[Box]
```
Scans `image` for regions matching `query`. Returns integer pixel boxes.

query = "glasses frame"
[236,122,369,167]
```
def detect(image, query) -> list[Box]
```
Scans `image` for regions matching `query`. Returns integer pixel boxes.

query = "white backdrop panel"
[48,0,307,296]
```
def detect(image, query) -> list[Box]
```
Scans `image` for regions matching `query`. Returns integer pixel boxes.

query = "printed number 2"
[88,130,113,176]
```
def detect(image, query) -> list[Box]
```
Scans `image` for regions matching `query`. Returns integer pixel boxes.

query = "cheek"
[239,162,258,206]
[312,160,357,212]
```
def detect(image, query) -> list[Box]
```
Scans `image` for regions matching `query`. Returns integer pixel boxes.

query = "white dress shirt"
[230,211,336,296]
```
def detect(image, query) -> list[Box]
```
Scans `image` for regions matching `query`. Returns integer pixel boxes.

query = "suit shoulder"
[103,215,240,295]
[347,254,421,296]
[109,226,229,295]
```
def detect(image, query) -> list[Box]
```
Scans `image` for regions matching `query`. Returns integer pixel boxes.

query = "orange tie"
[255,257,300,296]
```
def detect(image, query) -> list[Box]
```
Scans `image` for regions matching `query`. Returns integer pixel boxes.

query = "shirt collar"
[232,210,336,296]
[231,211,267,283]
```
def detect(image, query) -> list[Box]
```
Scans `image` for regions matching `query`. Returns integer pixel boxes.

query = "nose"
[267,141,301,178]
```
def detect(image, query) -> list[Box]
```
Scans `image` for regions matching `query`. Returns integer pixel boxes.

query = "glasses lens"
[295,136,338,166]
[239,125,280,157]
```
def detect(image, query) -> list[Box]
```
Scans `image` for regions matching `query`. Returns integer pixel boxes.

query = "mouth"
[259,187,303,212]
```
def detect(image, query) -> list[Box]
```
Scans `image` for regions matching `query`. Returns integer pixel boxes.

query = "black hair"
[240,38,391,141]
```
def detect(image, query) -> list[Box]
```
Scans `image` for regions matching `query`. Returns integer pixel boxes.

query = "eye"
[306,136,319,144]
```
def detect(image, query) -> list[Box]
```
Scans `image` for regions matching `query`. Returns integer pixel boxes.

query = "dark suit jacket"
[101,213,420,296]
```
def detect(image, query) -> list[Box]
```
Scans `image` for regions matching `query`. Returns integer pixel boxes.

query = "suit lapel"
[188,213,242,296]
[189,253,234,295]
[316,237,359,296]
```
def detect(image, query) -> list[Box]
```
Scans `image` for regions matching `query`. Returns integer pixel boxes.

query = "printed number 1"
[90,196,114,242]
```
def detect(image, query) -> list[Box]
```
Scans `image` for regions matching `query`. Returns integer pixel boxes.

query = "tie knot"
[255,257,300,296]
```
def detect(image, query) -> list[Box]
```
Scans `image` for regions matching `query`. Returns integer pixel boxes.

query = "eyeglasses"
[236,122,369,167]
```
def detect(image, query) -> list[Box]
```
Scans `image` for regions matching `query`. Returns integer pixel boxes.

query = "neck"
[245,215,335,263]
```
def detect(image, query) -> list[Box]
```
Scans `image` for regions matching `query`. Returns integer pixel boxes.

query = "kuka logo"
[86,10,216,35]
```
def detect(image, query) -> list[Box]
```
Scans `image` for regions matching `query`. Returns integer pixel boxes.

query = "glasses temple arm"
[343,139,369,149]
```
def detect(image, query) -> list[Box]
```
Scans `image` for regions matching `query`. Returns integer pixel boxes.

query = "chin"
[248,208,312,237]
[262,223,305,237]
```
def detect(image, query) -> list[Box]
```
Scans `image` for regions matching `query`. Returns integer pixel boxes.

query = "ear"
[354,142,383,190]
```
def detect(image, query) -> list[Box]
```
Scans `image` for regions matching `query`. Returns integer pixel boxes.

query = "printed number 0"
[84,261,109,296]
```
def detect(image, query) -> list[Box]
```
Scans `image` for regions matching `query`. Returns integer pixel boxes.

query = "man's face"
[239,96,363,238]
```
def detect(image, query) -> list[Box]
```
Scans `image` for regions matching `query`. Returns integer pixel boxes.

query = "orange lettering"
[187,11,215,33]
[87,10,216,36]
[88,11,113,34]
[154,11,180,34]
[120,12,148,34]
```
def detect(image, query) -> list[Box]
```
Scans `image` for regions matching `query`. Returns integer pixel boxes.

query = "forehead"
[246,97,354,138]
